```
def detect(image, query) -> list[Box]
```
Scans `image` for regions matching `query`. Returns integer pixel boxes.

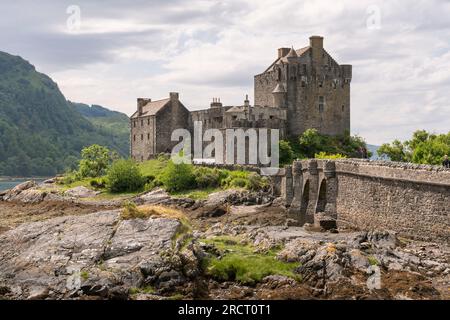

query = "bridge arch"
[316,178,327,213]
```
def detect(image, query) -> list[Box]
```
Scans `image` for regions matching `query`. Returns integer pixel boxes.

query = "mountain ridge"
[0,51,130,176]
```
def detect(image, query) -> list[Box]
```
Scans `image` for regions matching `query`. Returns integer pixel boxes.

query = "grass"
[201,236,301,285]
[80,271,89,281]
[368,256,379,266]
[170,187,222,200]
[129,286,155,295]
[139,158,168,177]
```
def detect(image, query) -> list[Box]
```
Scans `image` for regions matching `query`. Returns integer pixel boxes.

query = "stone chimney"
[278,48,290,58]
[170,92,179,101]
[210,97,223,108]
[137,98,151,115]
[310,36,324,66]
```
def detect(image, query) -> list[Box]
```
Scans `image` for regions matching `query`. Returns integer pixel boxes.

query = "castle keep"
[130,36,352,162]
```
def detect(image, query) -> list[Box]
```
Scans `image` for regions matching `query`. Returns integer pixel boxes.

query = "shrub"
[279,140,294,165]
[193,167,222,188]
[62,170,82,185]
[90,178,106,189]
[228,177,248,189]
[314,152,347,159]
[106,159,145,193]
[159,160,196,192]
[247,172,269,191]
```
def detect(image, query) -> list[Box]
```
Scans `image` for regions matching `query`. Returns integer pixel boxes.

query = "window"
[141,120,144,126]
[147,133,150,140]
[148,118,150,125]
[342,105,345,112]
[232,116,237,120]
[133,135,136,142]
[319,96,325,113]
[133,121,136,128]
[141,134,144,141]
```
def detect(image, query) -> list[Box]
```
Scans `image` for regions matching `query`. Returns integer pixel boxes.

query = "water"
[0,178,48,192]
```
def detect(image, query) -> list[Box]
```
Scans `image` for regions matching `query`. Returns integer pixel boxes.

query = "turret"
[272,83,286,108]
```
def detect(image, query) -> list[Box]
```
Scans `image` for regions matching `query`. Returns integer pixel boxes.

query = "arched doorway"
[316,179,327,213]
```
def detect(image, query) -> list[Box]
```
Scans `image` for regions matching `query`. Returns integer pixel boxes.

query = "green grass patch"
[80,271,89,281]
[368,256,379,266]
[129,286,155,295]
[170,187,222,200]
[201,236,300,285]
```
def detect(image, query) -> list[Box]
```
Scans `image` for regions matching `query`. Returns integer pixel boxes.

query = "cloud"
[0,0,449,145]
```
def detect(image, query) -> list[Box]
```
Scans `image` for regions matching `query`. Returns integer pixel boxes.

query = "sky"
[0,0,449,145]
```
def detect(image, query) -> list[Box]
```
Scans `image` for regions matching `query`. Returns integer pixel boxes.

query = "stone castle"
[130,36,352,162]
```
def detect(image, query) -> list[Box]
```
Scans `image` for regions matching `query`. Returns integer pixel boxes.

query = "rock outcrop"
[0,210,197,300]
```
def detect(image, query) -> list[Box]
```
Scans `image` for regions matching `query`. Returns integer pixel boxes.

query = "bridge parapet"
[280,159,450,242]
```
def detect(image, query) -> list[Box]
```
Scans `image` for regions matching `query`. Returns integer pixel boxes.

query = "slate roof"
[131,98,170,118]
[263,46,311,73]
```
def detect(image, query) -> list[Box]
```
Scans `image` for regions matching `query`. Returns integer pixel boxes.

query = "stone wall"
[281,159,450,243]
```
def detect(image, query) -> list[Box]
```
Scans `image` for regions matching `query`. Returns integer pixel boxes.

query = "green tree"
[378,130,450,165]
[79,144,112,178]
[106,159,145,193]
[279,140,294,165]
[377,140,409,162]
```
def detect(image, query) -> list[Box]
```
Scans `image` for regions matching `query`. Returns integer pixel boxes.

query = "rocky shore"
[0,181,448,300]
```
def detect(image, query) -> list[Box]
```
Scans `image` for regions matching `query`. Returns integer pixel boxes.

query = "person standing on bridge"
[443,155,450,168]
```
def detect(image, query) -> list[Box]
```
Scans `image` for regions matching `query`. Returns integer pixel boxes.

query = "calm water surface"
[0,178,48,192]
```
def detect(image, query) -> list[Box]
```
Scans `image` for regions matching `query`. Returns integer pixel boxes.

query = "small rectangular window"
[319,96,325,113]
[133,135,136,142]
[141,134,144,141]
[141,120,144,126]
[147,133,150,140]
[148,118,150,125]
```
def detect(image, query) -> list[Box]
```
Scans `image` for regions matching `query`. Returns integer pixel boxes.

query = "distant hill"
[367,144,389,160]
[68,102,130,156]
[0,51,129,176]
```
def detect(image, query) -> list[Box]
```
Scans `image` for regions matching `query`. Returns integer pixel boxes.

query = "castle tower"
[254,35,352,138]
[272,83,286,108]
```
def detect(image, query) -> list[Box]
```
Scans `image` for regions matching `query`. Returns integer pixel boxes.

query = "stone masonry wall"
[334,160,450,243]
[282,159,450,243]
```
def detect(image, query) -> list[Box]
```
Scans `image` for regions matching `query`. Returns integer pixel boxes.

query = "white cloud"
[1,0,449,145]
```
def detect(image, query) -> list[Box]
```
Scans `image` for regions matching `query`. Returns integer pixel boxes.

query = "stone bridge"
[274,159,450,243]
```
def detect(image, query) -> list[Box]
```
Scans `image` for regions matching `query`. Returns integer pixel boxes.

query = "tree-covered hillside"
[0,51,129,176]
[69,102,130,156]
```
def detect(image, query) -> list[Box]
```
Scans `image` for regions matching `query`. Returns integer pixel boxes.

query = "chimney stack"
[310,35,324,67]
[277,48,290,58]
[309,36,324,49]
[170,92,179,101]
[137,98,151,115]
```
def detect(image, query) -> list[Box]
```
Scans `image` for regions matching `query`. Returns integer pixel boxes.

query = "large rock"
[0,210,194,300]
[135,188,195,208]
[2,181,36,202]
[64,186,100,198]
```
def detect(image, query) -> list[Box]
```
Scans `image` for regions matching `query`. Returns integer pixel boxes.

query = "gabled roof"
[226,106,246,113]
[263,46,311,73]
[131,98,170,118]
